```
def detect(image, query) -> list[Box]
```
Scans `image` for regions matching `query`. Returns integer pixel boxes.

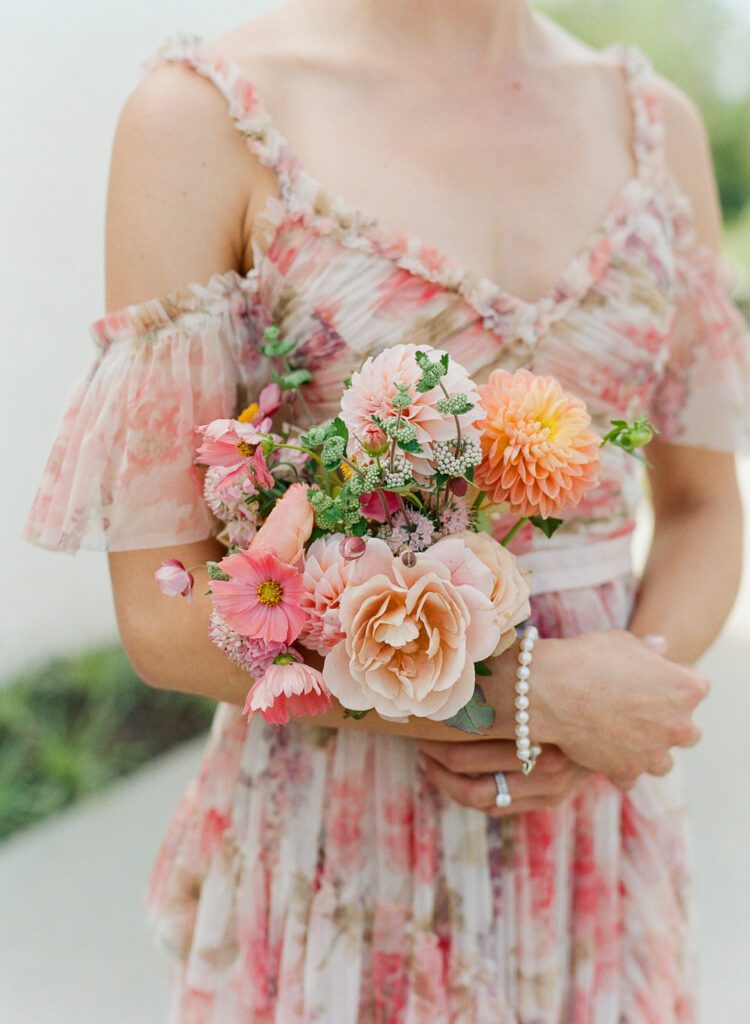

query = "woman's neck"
[308,0,546,72]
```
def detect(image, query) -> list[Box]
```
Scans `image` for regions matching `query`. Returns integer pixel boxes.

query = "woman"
[25,1,748,1020]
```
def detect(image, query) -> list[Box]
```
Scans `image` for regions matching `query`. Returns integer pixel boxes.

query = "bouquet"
[156,328,654,734]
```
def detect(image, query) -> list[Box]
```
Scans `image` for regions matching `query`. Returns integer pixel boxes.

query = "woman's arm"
[629,444,743,662]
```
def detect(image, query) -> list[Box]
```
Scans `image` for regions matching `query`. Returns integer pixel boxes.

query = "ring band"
[494,770,512,809]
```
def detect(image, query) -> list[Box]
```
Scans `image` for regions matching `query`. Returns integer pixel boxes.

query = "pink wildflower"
[244,657,333,725]
[210,549,306,644]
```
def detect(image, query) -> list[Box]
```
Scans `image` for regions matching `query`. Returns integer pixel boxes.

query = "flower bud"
[400,548,417,568]
[154,559,194,600]
[281,389,298,406]
[448,477,468,496]
[339,536,367,560]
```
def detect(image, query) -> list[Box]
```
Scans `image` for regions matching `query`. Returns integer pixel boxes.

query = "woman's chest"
[244,184,678,431]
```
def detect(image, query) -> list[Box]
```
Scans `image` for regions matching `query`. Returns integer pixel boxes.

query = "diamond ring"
[494,770,512,809]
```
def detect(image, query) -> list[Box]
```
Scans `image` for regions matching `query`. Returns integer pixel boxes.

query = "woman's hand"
[512,629,709,789]
[417,740,589,816]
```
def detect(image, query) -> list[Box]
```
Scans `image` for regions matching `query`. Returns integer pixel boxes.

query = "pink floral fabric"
[24,31,750,1022]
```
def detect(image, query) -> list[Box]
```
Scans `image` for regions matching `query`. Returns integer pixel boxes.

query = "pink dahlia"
[299,535,352,655]
[340,343,482,478]
[210,549,306,644]
[475,369,601,519]
[244,657,333,725]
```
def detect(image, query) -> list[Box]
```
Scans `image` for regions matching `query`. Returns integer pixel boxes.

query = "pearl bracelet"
[515,624,542,775]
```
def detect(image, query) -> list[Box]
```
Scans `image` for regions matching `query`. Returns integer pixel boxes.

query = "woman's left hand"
[416,739,590,816]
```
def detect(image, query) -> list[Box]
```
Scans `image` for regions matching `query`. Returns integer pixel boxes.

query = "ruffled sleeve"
[24,270,269,553]
[650,198,750,452]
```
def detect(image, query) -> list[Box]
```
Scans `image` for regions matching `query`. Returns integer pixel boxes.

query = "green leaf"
[397,438,423,454]
[444,685,496,735]
[464,465,475,483]
[277,368,313,390]
[474,660,492,677]
[350,519,368,536]
[330,416,349,444]
[261,335,297,358]
[434,472,450,488]
[529,515,564,538]
[342,707,372,720]
[206,562,230,582]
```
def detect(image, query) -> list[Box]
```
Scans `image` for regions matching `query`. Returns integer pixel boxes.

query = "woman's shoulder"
[651,72,723,250]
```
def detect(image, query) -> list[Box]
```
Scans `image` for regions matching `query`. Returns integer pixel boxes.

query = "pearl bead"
[517,724,529,738]
[520,637,534,652]
[525,626,539,640]
[516,665,530,681]
[516,680,529,695]
[515,710,529,724]
[518,651,532,666]
[517,739,530,751]
[515,695,529,710]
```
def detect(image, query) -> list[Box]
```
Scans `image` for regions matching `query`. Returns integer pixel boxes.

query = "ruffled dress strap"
[143,33,300,195]
[24,270,270,553]
[610,43,666,181]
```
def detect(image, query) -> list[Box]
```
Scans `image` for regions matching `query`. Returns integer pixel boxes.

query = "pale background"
[1,1,749,1021]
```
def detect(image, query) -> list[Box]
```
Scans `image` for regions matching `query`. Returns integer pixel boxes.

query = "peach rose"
[432,531,531,655]
[250,483,314,565]
[323,539,498,720]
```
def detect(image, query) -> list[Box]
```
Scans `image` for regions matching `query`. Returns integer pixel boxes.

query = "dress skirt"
[147,573,696,1024]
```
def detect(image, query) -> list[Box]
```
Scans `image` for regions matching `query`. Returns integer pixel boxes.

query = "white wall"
[1,1,273,679]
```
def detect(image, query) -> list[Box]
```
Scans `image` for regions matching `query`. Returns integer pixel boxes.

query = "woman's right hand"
[515,629,710,789]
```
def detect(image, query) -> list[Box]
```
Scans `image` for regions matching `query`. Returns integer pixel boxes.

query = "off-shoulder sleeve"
[24,270,269,553]
[650,203,750,452]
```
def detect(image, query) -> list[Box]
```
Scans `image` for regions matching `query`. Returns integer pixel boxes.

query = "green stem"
[389,407,404,473]
[439,380,462,458]
[272,443,325,470]
[377,488,395,528]
[471,489,486,513]
[499,517,528,547]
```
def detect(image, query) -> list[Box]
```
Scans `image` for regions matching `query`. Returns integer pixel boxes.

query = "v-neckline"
[163,34,661,340]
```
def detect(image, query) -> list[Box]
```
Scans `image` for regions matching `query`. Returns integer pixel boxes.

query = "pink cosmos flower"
[194,419,274,492]
[210,549,306,644]
[244,658,333,725]
[340,343,482,478]
[155,559,194,600]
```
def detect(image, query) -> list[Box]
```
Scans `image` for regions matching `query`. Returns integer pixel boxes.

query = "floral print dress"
[24,33,750,1024]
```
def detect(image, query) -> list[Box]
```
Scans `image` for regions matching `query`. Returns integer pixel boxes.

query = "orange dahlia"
[475,368,600,519]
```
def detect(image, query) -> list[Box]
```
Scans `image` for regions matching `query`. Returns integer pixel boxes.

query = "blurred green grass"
[0,648,214,841]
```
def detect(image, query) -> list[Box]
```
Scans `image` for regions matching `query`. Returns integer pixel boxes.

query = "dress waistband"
[517,534,634,596]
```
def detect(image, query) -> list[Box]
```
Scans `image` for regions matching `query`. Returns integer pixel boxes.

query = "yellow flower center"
[534,411,559,437]
[257,579,283,605]
[237,440,258,458]
[238,402,260,423]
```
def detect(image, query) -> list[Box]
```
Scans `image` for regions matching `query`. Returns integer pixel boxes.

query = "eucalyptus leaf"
[444,685,496,735]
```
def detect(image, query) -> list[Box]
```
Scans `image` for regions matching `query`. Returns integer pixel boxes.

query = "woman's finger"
[416,739,569,776]
[418,753,589,812]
